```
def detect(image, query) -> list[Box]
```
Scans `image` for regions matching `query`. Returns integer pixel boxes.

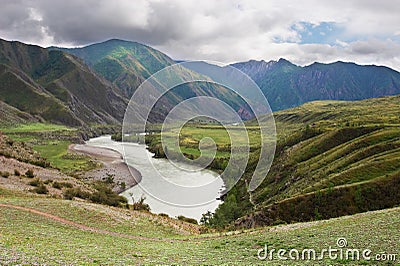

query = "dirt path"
[0,203,329,244]
[0,202,256,243]
[0,203,166,242]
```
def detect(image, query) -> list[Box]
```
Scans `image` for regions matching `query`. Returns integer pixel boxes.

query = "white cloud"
[0,0,399,70]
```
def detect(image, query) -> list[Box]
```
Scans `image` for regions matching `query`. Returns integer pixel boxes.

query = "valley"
[0,37,399,265]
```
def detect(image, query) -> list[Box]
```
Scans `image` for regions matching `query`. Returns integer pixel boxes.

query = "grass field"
[32,140,97,173]
[0,190,398,265]
[0,123,96,174]
[0,123,73,133]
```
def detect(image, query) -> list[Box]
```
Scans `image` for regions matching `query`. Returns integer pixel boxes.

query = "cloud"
[0,0,399,70]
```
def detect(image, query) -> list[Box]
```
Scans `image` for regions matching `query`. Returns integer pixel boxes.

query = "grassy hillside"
[0,190,398,265]
[0,123,96,173]
[0,101,37,126]
[0,38,128,126]
[57,39,176,97]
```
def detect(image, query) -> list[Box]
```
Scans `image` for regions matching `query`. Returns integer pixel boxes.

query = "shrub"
[31,184,48,194]
[130,196,150,211]
[52,182,62,189]
[28,178,41,187]
[158,213,169,218]
[90,183,128,207]
[103,173,115,184]
[63,188,91,200]
[177,215,198,225]
[111,132,122,141]
[14,169,20,176]
[1,171,10,178]
[25,169,35,178]
[119,182,126,190]
[52,181,73,189]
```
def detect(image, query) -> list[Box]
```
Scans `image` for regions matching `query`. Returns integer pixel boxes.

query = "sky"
[1,0,400,70]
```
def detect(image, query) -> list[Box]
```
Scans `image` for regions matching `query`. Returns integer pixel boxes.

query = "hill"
[232,59,400,111]
[0,39,128,127]
[0,188,398,264]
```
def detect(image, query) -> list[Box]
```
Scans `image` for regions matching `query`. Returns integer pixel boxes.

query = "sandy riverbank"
[69,144,141,193]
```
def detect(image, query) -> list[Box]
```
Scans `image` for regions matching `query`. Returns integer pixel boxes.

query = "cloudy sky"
[1,0,400,70]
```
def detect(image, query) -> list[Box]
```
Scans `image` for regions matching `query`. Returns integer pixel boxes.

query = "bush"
[90,183,128,207]
[53,181,73,189]
[103,173,115,184]
[63,188,90,200]
[1,171,10,178]
[52,181,62,189]
[28,178,41,187]
[119,182,126,190]
[63,183,127,208]
[130,196,151,211]
[14,169,20,176]
[31,184,48,194]
[111,132,122,141]
[158,213,169,218]
[25,169,35,178]
[177,215,198,225]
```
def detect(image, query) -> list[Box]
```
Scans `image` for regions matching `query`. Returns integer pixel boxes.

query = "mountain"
[56,39,254,121]
[0,39,127,127]
[54,39,176,97]
[231,59,400,111]
[0,100,37,126]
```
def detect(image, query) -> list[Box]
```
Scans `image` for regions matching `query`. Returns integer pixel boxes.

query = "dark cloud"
[0,0,399,70]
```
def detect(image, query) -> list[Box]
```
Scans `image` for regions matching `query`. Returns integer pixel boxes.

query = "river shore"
[69,144,141,193]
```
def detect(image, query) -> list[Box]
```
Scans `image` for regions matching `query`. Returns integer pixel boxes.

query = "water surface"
[86,136,224,220]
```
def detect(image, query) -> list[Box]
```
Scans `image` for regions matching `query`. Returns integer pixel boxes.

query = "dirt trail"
[0,203,168,242]
[0,203,324,243]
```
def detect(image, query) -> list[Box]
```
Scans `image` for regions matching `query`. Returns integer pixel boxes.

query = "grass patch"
[0,123,73,133]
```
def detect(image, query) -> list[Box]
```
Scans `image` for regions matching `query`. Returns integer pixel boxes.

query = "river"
[85,136,224,221]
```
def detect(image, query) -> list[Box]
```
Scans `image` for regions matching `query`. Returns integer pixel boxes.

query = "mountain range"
[232,58,400,111]
[1,38,400,128]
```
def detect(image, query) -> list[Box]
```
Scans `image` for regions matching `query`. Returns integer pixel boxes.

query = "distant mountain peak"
[277,58,292,64]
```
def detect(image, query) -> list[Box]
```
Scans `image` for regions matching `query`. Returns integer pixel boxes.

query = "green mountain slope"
[0,100,37,126]
[234,95,400,226]
[0,39,128,127]
[56,39,176,97]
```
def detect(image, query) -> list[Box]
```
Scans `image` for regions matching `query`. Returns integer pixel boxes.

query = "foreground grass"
[0,192,399,265]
